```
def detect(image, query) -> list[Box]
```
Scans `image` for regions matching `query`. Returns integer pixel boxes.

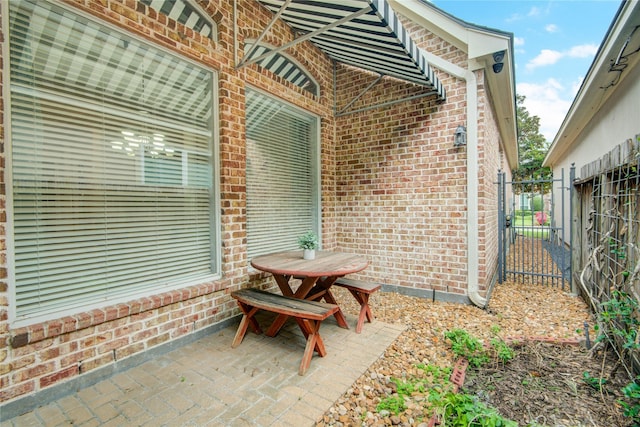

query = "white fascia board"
[390,0,511,59]
[388,0,469,52]
[467,29,510,60]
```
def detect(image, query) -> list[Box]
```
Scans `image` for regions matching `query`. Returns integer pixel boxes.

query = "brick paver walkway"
[1,313,404,426]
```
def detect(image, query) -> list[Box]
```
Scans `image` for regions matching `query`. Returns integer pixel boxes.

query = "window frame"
[245,86,322,261]
[4,0,222,327]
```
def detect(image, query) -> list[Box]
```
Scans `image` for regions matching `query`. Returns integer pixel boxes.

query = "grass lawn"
[512,213,551,239]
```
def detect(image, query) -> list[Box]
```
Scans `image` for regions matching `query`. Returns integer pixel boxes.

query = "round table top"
[250,250,368,277]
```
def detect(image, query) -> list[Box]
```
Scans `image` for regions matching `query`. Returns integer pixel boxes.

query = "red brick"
[39,365,78,388]
[80,353,114,373]
[0,380,35,402]
[115,342,144,360]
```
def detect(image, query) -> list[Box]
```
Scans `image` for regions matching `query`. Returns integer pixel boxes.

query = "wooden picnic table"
[250,250,369,336]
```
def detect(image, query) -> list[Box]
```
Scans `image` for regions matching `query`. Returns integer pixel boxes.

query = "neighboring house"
[0,0,516,414]
[542,0,639,370]
[543,0,640,247]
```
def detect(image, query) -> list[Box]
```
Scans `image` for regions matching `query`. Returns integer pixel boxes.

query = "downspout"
[422,53,487,308]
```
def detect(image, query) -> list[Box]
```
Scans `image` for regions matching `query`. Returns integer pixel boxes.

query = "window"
[8,0,218,323]
[245,89,320,260]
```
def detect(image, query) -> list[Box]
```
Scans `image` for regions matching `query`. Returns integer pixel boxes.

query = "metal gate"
[497,167,574,289]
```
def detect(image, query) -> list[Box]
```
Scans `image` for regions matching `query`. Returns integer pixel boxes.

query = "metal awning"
[239,0,446,104]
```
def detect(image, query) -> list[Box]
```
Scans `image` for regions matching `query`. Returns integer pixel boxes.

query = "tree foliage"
[511,94,552,193]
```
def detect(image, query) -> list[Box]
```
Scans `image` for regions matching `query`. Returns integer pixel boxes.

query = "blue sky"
[431,0,621,142]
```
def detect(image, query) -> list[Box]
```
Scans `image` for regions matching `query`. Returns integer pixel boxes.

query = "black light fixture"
[454,125,467,147]
[492,50,505,74]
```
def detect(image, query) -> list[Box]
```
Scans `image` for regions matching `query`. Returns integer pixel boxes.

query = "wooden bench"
[230,288,339,375]
[334,278,381,333]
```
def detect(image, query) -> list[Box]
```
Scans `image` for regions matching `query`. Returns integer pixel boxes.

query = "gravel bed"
[316,281,596,426]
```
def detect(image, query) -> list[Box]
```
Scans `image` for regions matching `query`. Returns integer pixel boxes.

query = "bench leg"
[294,318,327,356]
[297,319,325,375]
[267,275,321,337]
[232,303,262,348]
[348,290,374,334]
[266,314,288,337]
[321,289,350,329]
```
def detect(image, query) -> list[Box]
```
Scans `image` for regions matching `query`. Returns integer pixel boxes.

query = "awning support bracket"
[236,3,372,69]
[332,59,439,116]
[237,0,293,69]
[336,90,439,117]
[337,73,385,116]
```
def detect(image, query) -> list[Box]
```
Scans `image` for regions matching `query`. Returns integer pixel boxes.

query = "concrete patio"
[0,313,405,426]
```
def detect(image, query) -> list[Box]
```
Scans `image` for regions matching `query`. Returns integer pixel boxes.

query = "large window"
[7,0,218,324]
[246,89,319,259]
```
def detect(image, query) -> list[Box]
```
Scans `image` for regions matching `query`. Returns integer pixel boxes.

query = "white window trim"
[245,85,322,264]
[3,0,222,328]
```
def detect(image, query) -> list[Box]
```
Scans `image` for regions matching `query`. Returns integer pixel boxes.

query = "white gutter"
[422,52,486,308]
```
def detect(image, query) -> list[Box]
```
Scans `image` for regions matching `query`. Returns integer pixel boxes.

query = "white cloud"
[525,43,598,71]
[514,37,525,47]
[517,79,572,142]
[526,49,563,70]
[506,12,523,23]
[567,44,599,58]
[528,6,541,17]
[545,24,559,33]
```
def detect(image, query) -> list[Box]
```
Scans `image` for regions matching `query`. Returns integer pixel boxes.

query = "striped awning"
[139,0,216,40]
[253,0,446,101]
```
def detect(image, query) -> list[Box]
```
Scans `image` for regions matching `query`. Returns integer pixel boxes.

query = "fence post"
[569,163,576,294]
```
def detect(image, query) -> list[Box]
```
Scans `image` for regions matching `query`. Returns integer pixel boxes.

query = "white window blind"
[245,89,319,260]
[8,0,217,322]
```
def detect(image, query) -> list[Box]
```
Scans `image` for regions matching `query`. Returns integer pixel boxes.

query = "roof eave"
[543,0,638,167]
[389,0,518,168]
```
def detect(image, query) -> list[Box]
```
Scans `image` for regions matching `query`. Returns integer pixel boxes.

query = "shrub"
[531,195,544,211]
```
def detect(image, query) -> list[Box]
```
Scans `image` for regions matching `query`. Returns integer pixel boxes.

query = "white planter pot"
[303,249,315,260]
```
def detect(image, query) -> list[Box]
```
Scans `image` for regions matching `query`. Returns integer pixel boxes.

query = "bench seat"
[231,288,339,375]
[334,278,381,333]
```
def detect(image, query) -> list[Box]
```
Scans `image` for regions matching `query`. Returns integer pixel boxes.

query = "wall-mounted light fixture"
[492,50,505,74]
[454,125,467,147]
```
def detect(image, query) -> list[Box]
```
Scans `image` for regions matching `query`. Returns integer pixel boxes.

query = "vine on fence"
[577,141,639,369]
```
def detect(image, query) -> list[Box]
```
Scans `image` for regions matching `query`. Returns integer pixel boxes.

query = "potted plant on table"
[297,231,319,260]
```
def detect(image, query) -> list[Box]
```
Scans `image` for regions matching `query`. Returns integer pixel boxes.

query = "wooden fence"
[573,135,640,376]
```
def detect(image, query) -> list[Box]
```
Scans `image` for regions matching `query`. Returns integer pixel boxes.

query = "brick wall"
[332,17,504,297]
[0,0,336,406]
[0,0,507,408]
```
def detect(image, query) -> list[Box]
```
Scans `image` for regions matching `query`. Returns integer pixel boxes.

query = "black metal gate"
[497,167,574,289]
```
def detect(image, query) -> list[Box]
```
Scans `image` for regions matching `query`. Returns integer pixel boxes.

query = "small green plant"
[489,325,515,364]
[376,362,515,425]
[593,293,640,423]
[609,239,627,260]
[297,230,319,250]
[444,329,489,368]
[376,395,406,415]
[619,379,640,423]
[436,392,517,426]
[490,338,515,364]
[392,377,425,395]
[417,363,452,383]
[600,291,640,350]
[582,371,606,391]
